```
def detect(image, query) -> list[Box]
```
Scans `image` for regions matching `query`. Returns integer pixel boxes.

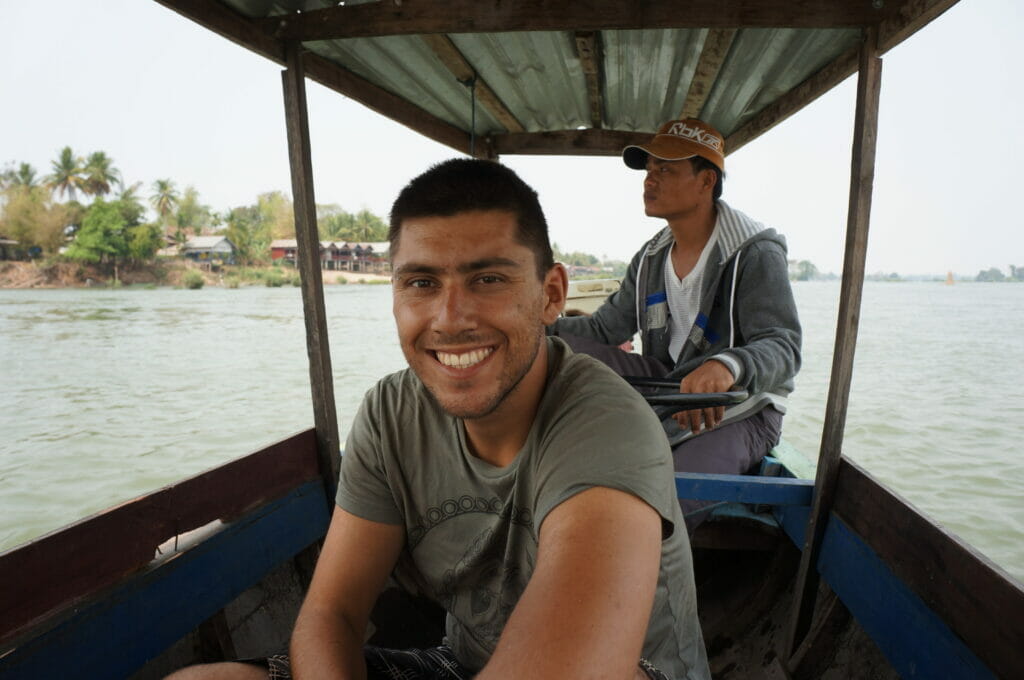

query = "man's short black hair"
[388,159,555,279]
[690,156,724,201]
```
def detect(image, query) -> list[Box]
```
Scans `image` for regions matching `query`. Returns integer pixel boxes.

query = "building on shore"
[270,239,389,273]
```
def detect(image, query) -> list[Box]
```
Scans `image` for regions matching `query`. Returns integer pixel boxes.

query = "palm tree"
[83,151,120,198]
[1,163,38,189]
[118,182,147,226]
[46,146,86,202]
[150,179,179,234]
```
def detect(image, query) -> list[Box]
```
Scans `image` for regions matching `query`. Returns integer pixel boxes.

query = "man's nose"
[432,285,475,333]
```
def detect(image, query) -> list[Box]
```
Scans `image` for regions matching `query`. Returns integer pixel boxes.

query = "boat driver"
[166,159,711,679]
[550,118,803,531]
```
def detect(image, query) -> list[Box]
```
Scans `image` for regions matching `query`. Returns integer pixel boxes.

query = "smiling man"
[166,160,709,680]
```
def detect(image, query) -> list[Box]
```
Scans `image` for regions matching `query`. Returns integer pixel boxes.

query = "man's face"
[642,157,714,221]
[391,210,564,420]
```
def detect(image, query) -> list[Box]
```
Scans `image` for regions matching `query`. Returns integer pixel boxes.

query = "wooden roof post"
[784,26,882,665]
[282,40,341,498]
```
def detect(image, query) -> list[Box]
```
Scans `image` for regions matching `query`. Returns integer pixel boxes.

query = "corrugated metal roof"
[191,0,955,156]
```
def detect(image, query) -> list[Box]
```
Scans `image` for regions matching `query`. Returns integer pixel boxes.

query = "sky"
[2,0,1022,276]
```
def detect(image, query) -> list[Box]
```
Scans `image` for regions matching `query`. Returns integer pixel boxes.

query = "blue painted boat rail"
[677,453,1019,679]
[674,471,813,506]
[0,480,331,680]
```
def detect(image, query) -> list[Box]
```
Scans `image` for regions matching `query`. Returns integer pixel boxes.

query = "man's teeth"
[437,348,493,368]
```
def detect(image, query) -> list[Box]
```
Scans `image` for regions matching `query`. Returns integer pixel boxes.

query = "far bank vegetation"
[0,148,391,288]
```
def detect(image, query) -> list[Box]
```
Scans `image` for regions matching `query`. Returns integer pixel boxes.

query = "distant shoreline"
[0,260,391,289]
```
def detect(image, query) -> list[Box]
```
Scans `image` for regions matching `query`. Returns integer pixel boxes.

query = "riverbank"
[0,260,391,288]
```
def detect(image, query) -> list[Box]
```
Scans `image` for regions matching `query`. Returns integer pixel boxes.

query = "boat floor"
[129,534,898,680]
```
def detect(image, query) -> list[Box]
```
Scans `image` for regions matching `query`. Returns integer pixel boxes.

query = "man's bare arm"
[290,506,404,680]
[477,486,662,680]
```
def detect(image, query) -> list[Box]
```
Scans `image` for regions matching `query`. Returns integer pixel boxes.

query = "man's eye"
[477,275,503,284]
[408,278,434,288]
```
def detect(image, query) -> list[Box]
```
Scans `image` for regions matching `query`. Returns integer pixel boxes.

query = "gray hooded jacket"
[552,200,802,430]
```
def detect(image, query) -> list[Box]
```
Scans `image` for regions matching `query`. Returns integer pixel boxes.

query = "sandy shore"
[0,260,391,289]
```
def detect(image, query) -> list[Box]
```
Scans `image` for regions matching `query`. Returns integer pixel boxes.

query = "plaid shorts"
[258,645,669,679]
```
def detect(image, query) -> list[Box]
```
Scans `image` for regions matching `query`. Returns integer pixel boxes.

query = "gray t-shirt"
[337,337,710,679]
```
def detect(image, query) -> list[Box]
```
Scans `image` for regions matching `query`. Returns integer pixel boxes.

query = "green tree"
[351,208,387,242]
[976,267,1006,282]
[150,178,180,237]
[175,186,214,238]
[224,205,270,265]
[317,204,387,242]
[117,182,147,226]
[46,146,86,202]
[793,260,820,281]
[82,151,120,199]
[257,191,295,240]
[0,183,70,254]
[126,221,164,264]
[1,162,39,189]
[65,199,129,280]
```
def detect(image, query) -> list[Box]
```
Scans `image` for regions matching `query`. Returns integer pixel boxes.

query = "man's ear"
[541,263,568,325]
[700,168,716,193]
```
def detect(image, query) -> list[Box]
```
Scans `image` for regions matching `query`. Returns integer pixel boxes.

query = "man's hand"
[673,359,735,434]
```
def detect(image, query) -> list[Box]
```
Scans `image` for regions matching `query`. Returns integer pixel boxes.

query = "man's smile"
[433,347,496,369]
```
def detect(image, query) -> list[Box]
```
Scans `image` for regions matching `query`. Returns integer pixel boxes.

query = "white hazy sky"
[2,0,1022,276]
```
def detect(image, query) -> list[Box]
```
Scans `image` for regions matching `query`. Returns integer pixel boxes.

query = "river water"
[1,282,1022,583]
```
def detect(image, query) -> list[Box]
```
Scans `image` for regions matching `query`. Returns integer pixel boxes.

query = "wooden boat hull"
[2,431,1019,679]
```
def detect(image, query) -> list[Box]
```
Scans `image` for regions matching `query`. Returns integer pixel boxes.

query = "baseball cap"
[622,118,725,172]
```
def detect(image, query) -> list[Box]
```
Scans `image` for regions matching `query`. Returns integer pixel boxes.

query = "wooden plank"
[260,0,899,41]
[282,43,342,497]
[679,28,737,120]
[0,429,320,649]
[420,34,524,134]
[784,27,882,659]
[492,129,649,156]
[154,0,470,154]
[878,0,962,53]
[0,481,330,680]
[154,0,285,61]
[816,514,997,679]
[574,31,605,129]
[675,473,814,506]
[832,458,1024,679]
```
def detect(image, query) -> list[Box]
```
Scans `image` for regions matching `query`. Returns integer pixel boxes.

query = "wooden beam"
[878,0,962,53]
[261,0,899,41]
[574,31,605,129]
[420,34,525,133]
[784,27,882,662]
[833,458,1024,680]
[679,28,737,120]
[154,0,470,154]
[492,129,649,156]
[281,43,341,498]
[725,45,859,155]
